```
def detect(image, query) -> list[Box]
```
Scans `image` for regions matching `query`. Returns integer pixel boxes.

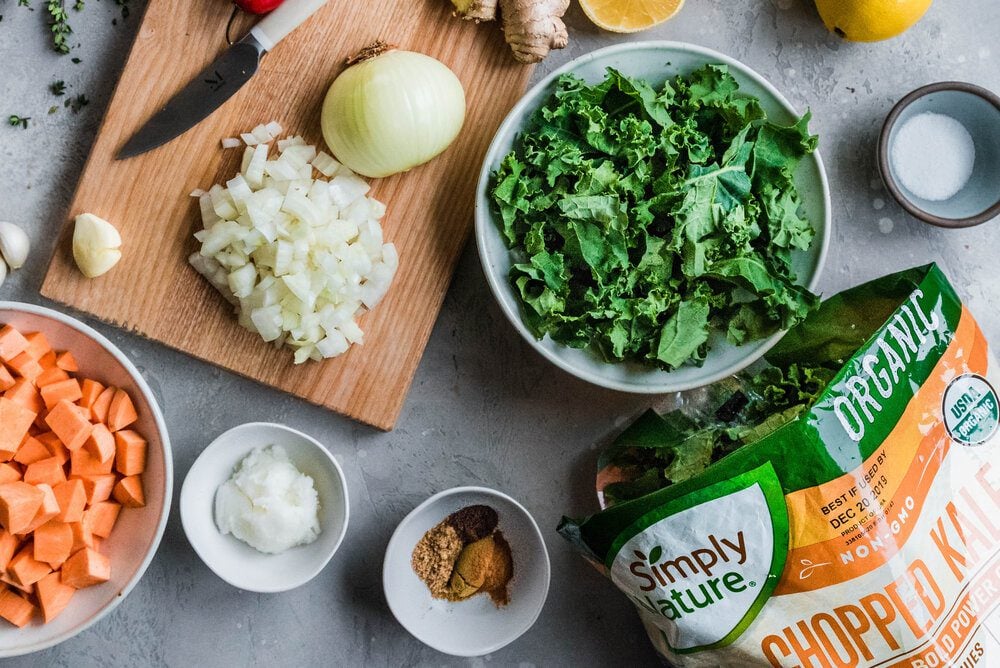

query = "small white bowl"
[383,487,550,657]
[0,302,172,658]
[180,422,349,593]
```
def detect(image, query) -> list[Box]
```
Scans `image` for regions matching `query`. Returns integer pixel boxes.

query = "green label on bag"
[806,265,962,471]
[607,463,788,654]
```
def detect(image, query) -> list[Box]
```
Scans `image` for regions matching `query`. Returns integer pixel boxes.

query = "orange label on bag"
[775,308,989,594]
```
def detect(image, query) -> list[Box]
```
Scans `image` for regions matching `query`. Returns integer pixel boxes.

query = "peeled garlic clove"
[0,222,30,270]
[0,258,7,288]
[73,213,123,278]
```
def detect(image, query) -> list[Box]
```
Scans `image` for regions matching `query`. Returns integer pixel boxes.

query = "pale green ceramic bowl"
[475,42,831,394]
[879,82,1000,228]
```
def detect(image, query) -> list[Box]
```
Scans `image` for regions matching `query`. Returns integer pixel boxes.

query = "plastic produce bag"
[559,264,1000,667]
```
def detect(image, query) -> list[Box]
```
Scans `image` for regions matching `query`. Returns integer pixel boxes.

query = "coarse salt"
[891,112,975,202]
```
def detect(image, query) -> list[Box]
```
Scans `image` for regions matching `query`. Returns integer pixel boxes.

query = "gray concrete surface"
[1,0,999,665]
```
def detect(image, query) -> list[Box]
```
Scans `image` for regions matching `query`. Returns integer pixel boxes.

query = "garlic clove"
[73,213,123,279]
[79,248,122,279]
[0,258,7,289]
[0,222,30,270]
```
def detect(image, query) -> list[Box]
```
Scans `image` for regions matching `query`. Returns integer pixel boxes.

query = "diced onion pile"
[190,126,398,364]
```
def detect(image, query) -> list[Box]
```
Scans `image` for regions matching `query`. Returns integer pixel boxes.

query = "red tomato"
[234,0,285,14]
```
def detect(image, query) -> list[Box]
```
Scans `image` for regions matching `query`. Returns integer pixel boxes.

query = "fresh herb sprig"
[46,0,73,54]
[15,0,132,52]
[8,115,30,129]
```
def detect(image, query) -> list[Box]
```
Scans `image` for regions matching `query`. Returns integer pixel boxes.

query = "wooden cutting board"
[41,0,532,430]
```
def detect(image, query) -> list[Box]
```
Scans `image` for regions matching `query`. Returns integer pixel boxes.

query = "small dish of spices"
[411,504,513,606]
[878,81,1000,228]
[383,487,550,657]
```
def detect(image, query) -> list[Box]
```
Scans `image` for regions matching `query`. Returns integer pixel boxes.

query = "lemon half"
[580,0,686,34]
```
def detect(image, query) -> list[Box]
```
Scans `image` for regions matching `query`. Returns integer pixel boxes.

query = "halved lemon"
[579,0,686,33]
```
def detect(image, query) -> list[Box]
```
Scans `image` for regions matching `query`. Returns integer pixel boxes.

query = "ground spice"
[410,522,463,599]
[482,530,513,606]
[448,536,494,600]
[446,505,498,543]
[412,504,514,606]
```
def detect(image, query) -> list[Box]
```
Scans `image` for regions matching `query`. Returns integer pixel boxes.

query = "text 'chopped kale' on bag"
[559,264,1000,667]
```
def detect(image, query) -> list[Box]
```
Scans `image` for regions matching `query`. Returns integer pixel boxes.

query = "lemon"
[579,0,686,33]
[815,0,933,42]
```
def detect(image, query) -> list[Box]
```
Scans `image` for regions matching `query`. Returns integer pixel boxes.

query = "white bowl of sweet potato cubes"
[0,302,172,657]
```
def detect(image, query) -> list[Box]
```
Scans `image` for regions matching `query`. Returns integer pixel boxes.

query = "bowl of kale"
[475,41,831,393]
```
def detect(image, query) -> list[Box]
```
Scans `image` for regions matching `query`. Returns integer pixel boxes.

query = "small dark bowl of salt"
[878,81,1000,228]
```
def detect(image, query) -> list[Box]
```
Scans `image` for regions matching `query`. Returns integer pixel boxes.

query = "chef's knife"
[117,0,327,160]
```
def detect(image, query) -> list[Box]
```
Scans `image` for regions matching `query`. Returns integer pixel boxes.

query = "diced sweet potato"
[0,326,29,362]
[68,521,95,552]
[0,464,20,484]
[61,548,110,589]
[76,474,116,506]
[79,379,104,411]
[0,365,14,392]
[39,379,81,410]
[90,386,115,424]
[37,432,69,466]
[70,447,113,478]
[53,479,87,523]
[84,423,116,463]
[33,522,73,564]
[0,586,35,627]
[35,367,70,389]
[83,502,120,538]
[0,572,34,595]
[0,325,152,626]
[0,397,36,461]
[14,435,51,466]
[0,482,44,534]
[23,332,51,361]
[107,389,138,432]
[22,484,60,534]
[6,351,42,381]
[36,571,75,623]
[9,543,51,586]
[0,530,18,571]
[113,476,145,508]
[23,457,66,487]
[37,350,57,370]
[55,351,78,372]
[4,379,43,415]
[44,400,93,452]
[114,430,147,476]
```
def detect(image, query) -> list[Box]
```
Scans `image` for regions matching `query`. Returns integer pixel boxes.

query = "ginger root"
[499,0,570,63]
[450,0,569,63]
[452,0,499,22]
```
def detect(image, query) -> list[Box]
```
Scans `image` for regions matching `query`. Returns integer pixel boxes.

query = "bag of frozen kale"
[559,264,1000,667]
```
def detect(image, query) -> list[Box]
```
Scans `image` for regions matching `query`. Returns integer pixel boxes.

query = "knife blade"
[117,35,265,160]
[117,0,328,160]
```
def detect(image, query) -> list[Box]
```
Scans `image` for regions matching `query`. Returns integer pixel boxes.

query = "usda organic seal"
[943,373,999,446]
